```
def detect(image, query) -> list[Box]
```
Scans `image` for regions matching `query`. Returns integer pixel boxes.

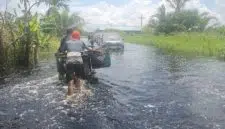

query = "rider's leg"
[73,64,83,90]
[66,63,75,96]
[67,79,74,96]
[74,76,81,90]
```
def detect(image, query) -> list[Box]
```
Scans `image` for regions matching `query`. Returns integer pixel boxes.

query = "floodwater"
[1,43,225,129]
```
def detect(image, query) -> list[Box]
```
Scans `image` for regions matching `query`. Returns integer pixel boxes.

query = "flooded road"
[1,43,225,129]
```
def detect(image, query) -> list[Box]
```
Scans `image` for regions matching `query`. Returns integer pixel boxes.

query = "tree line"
[147,0,220,34]
[0,0,84,77]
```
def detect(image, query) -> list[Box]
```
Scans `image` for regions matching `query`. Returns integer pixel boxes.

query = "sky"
[0,0,224,31]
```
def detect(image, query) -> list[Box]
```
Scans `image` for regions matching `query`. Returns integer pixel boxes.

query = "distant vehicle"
[87,32,124,52]
[102,32,124,51]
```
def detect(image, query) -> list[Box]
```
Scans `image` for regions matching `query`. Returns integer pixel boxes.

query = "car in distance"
[102,32,124,51]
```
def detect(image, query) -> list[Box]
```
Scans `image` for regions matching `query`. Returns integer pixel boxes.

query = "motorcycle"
[55,49,111,83]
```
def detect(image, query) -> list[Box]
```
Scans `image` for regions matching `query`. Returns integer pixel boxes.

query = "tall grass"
[124,32,225,58]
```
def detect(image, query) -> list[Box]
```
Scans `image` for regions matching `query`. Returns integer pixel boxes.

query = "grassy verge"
[123,32,225,58]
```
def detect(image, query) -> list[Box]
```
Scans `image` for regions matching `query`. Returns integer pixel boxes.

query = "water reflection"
[99,44,225,129]
[1,43,225,129]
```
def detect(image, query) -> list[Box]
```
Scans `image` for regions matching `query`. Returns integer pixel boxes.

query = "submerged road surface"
[1,43,225,129]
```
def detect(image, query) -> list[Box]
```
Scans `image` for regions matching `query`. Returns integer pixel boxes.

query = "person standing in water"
[57,28,74,80]
[88,32,95,49]
[62,31,92,96]
[58,27,73,52]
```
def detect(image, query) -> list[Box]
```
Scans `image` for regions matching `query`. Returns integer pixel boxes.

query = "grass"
[123,32,225,58]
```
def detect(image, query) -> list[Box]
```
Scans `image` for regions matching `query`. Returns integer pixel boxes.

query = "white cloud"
[69,0,160,31]
[70,0,224,31]
[184,0,224,25]
[2,0,224,30]
[215,0,225,24]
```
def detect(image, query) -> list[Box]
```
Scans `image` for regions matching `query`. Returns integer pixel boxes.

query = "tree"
[153,4,166,22]
[41,10,84,37]
[40,0,72,37]
[0,0,85,76]
[43,0,70,16]
[60,10,84,33]
[0,14,5,75]
[166,0,191,13]
[14,0,46,66]
[149,5,166,33]
[148,6,218,34]
[199,12,217,31]
[172,10,200,30]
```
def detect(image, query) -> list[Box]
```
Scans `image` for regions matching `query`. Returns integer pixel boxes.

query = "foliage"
[166,0,191,13]
[0,0,84,76]
[124,33,225,58]
[149,3,217,34]
[41,10,84,37]
[43,0,70,16]
[40,0,85,37]
[140,0,224,58]
[142,25,153,33]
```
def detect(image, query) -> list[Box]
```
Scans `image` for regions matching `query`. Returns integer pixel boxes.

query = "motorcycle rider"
[88,32,95,48]
[58,27,73,52]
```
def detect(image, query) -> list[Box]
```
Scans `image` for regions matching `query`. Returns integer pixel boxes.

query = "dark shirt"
[58,35,70,52]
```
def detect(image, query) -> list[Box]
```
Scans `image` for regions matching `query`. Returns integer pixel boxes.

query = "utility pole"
[139,14,144,32]
[140,14,143,28]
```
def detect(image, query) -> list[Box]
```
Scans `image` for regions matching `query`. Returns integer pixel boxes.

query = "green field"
[123,33,225,58]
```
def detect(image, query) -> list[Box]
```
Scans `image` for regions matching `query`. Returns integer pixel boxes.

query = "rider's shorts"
[66,63,84,82]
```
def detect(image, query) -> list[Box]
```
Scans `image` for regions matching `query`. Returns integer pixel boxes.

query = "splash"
[64,79,93,107]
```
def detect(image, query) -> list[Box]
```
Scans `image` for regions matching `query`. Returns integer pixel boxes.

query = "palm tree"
[43,0,70,16]
[166,0,191,13]
[40,0,71,37]
[60,10,84,34]
[41,10,84,37]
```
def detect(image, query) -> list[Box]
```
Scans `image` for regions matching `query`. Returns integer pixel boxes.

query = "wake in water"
[64,79,93,107]
[0,74,94,129]
[9,75,93,103]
